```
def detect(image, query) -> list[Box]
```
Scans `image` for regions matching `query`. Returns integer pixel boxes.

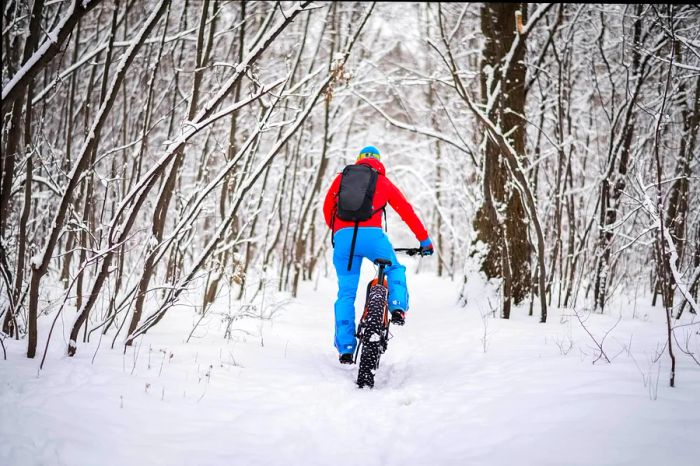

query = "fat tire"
[356,285,387,389]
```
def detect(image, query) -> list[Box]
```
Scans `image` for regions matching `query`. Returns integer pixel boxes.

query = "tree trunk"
[473,3,531,317]
[1,0,45,335]
[663,54,699,305]
[593,5,648,312]
[1,0,100,111]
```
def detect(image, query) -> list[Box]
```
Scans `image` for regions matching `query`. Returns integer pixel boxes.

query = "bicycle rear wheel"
[356,284,388,388]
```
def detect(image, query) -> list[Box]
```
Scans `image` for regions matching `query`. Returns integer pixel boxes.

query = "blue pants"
[332,227,408,354]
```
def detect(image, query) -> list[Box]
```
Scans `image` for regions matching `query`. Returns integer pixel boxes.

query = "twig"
[572,308,612,363]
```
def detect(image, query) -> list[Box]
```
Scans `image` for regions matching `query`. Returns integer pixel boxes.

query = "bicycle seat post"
[374,258,392,286]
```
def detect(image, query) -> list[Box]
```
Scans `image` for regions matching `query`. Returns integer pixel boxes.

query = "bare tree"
[27,0,169,358]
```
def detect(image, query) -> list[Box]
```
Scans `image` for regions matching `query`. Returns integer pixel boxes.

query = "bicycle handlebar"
[394,247,430,257]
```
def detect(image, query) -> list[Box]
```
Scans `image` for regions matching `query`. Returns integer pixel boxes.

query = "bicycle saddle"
[374,258,392,266]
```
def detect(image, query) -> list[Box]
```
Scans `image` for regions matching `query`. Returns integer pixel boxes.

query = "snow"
[1,260,699,466]
[29,254,43,269]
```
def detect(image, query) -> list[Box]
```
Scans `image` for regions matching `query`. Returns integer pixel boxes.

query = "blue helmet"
[357,145,381,161]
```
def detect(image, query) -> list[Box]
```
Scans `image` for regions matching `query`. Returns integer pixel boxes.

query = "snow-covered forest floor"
[2,258,698,466]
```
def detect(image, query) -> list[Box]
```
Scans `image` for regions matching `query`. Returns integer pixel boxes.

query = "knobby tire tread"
[356,285,387,389]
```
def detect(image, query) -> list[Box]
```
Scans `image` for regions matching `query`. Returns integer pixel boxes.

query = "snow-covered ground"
[2,258,699,466]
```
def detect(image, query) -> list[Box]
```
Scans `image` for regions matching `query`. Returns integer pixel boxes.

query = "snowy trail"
[2,259,700,466]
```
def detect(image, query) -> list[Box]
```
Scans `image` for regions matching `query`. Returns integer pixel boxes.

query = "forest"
[1,2,699,464]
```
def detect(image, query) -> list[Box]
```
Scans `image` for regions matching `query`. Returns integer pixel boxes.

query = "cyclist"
[322,145,433,364]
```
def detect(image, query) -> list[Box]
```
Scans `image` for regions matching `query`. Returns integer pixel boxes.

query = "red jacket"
[323,158,429,242]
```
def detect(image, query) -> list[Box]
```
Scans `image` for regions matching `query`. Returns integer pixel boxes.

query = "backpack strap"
[371,204,387,232]
[347,221,359,271]
[330,207,336,247]
[371,204,386,216]
[346,204,386,271]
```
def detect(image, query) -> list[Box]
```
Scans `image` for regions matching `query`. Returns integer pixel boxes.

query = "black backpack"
[333,164,385,271]
[337,164,378,222]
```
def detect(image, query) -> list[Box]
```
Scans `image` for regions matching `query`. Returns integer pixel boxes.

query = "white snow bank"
[1,259,698,466]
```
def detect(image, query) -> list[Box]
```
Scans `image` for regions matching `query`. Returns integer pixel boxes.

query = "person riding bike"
[323,145,434,364]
